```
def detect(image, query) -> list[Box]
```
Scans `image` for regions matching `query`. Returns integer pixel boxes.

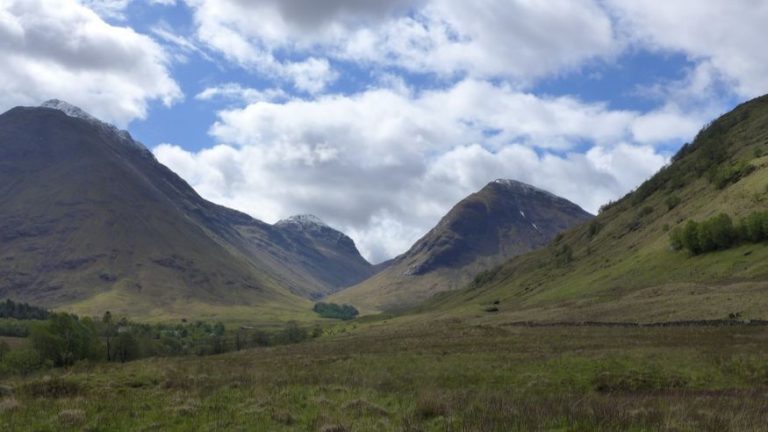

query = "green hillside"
[423,94,768,323]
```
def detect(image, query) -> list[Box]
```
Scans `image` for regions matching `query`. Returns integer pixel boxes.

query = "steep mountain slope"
[0,102,372,320]
[331,180,592,311]
[274,215,375,294]
[426,94,768,323]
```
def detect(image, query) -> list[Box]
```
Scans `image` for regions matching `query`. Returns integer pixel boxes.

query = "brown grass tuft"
[414,391,451,420]
[271,409,296,425]
[22,377,83,398]
[57,409,86,426]
[0,398,22,413]
[343,398,390,417]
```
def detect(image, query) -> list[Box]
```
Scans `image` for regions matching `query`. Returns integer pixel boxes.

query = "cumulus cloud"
[184,0,617,87]
[606,0,768,98]
[0,0,181,125]
[154,80,692,262]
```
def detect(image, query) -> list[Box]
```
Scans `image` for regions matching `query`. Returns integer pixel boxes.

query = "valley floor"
[3,319,768,431]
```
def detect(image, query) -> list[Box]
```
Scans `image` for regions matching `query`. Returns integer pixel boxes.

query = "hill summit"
[330,179,592,311]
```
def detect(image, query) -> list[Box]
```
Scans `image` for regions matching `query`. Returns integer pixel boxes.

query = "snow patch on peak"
[40,99,98,123]
[276,214,330,229]
[39,99,151,156]
[492,178,558,199]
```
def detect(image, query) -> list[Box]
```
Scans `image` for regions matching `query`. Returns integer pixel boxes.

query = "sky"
[2,0,767,263]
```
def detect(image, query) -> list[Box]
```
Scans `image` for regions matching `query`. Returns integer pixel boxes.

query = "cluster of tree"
[670,211,768,255]
[602,108,754,217]
[0,308,322,377]
[707,162,756,190]
[0,299,49,320]
[313,303,359,321]
[0,319,33,337]
[0,313,102,376]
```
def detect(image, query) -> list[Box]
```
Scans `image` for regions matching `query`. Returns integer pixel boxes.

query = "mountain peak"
[36,99,150,155]
[490,178,559,199]
[276,214,330,230]
[40,99,98,123]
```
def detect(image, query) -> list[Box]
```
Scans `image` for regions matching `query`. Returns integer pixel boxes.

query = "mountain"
[425,94,768,323]
[241,214,375,299]
[0,101,373,320]
[330,180,593,311]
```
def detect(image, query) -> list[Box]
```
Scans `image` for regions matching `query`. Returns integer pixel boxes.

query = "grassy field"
[3,317,768,431]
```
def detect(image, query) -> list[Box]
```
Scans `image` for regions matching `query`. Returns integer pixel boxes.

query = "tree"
[587,221,603,238]
[282,321,308,344]
[682,221,702,254]
[213,321,226,336]
[112,332,139,363]
[741,211,766,242]
[709,213,735,250]
[250,330,271,347]
[102,311,116,362]
[669,226,685,250]
[0,299,49,320]
[30,313,102,367]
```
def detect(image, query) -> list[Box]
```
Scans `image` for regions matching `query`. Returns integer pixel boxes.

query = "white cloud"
[151,25,211,63]
[80,0,177,18]
[184,0,618,87]
[606,0,768,98]
[195,84,288,104]
[154,80,691,262]
[344,0,617,80]
[79,0,131,19]
[186,0,341,93]
[0,0,181,125]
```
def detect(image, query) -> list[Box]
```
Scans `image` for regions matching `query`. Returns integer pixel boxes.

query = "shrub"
[553,244,573,266]
[0,319,31,337]
[669,226,684,251]
[638,206,654,217]
[743,211,768,242]
[112,332,140,362]
[682,221,702,254]
[665,195,682,211]
[587,221,603,238]
[708,213,736,250]
[0,341,9,360]
[472,266,501,287]
[281,321,309,344]
[21,377,83,398]
[709,162,756,189]
[2,348,46,376]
